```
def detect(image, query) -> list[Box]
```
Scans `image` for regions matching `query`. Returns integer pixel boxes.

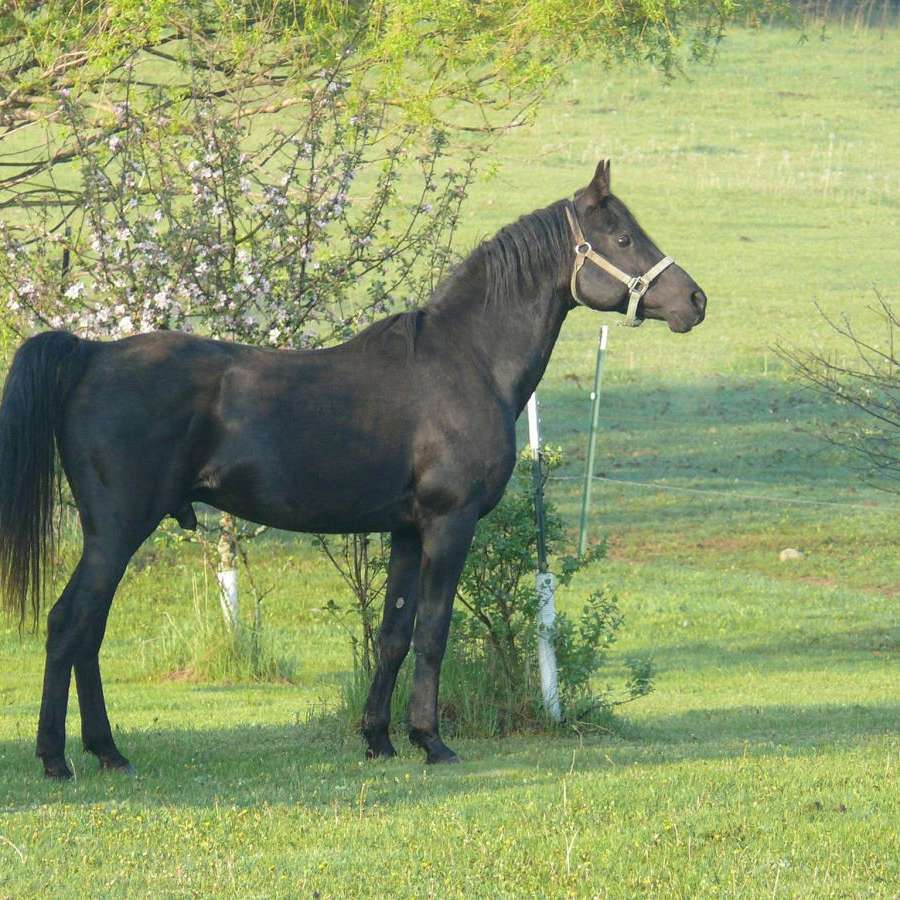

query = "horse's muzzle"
[667,290,708,333]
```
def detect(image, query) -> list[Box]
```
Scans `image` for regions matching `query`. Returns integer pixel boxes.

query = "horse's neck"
[425,255,570,415]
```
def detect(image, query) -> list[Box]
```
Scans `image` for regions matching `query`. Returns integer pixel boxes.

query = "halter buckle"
[574,240,591,256]
[628,274,650,296]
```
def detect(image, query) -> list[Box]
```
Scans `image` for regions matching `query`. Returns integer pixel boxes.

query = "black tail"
[0,331,92,627]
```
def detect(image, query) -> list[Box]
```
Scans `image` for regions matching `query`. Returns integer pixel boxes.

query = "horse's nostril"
[690,289,707,315]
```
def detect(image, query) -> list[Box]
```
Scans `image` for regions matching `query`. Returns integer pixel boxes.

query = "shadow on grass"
[1,700,896,812]
[618,701,899,751]
[643,626,899,675]
[530,376,896,530]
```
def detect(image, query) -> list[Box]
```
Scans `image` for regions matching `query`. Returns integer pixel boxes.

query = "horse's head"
[567,160,707,332]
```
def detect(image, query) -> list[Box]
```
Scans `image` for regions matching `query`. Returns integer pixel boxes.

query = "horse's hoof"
[99,754,135,775]
[426,748,461,765]
[409,730,460,765]
[43,759,73,780]
[363,731,397,760]
[366,744,397,760]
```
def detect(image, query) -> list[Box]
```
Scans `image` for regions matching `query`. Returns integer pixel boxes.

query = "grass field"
[1,26,898,898]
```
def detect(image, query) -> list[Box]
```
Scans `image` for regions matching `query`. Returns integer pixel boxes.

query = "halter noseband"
[564,202,674,328]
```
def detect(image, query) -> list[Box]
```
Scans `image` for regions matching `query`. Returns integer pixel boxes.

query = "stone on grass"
[779,548,805,561]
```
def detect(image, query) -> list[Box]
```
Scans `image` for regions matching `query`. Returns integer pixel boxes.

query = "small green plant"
[316,533,389,676]
[447,449,653,734]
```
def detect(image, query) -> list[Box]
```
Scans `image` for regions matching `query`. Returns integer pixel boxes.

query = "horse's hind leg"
[37,536,144,778]
[362,531,422,758]
[74,596,132,773]
[74,654,126,770]
[36,562,85,778]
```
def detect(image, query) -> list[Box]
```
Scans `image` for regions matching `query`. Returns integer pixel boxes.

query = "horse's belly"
[191,447,414,534]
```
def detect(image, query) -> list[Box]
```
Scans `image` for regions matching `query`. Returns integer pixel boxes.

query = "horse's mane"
[429,200,571,311]
[480,200,571,305]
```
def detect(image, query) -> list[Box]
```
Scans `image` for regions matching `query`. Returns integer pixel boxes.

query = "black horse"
[0,161,706,778]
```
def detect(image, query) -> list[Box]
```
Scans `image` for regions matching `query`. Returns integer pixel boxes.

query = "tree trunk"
[216,513,239,629]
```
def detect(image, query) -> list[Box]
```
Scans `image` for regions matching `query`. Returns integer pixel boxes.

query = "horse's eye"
[616,234,631,248]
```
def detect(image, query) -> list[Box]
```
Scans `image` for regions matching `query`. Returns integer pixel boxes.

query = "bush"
[448,449,654,734]
[779,291,898,493]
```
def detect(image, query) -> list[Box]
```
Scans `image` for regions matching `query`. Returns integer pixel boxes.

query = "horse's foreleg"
[408,506,478,764]
[37,541,132,778]
[362,530,422,758]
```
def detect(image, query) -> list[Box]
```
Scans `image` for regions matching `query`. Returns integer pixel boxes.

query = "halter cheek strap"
[565,202,674,328]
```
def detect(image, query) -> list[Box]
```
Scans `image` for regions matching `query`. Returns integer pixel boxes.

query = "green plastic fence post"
[578,326,608,557]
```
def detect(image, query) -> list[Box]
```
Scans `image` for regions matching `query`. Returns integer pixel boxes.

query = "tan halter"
[565,202,674,328]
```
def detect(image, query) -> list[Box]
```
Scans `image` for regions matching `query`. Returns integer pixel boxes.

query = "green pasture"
[1,26,898,898]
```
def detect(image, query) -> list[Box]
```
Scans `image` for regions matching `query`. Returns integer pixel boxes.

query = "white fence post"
[526,393,561,722]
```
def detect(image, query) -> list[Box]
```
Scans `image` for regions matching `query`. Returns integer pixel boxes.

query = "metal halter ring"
[574,241,592,256]
[628,275,650,296]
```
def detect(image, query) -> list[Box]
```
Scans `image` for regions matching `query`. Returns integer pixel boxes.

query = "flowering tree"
[2,73,471,346]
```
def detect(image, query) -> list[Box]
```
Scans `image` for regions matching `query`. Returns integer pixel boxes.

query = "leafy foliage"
[450,449,653,732]
[1,0,768,199]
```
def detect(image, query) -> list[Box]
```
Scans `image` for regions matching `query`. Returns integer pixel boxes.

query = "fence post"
[578,325,608,557]
[526,393,561,722]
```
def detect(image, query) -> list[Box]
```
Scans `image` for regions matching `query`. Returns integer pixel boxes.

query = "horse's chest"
[411,412,515,518]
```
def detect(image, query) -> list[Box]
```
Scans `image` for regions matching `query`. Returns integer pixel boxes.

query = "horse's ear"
[586,159,611,203]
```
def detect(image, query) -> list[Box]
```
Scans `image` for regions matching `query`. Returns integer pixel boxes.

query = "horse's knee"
[73,631,104,664]
[413,635,447,668]
[379,630,411,664]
